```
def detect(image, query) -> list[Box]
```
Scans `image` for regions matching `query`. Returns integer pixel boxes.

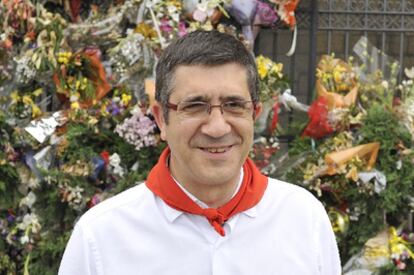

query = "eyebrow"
[181,95,209,102]
[220,95,249,102]
[178,93,249,103]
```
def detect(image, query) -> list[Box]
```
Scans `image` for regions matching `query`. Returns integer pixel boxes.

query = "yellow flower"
[10,91,20,103]
[256,55,273,80]
[333,69,343,84]
[75,80,81,91]
[57,57,67,64]
[32,88,43,97]
[31,105,42,118]
[57,52,72,64]
[80,77,88,90]
[202,21,213,31]
[135,23,157,39]
[100,103,109,116]
[121,94,132,106]
[270,63,283,78]
[22,96,33,105]
[88,116,98,125]
[167,0,182,9]
[70,102,80,110]
[345,166,359,182]
[316,68,323,78]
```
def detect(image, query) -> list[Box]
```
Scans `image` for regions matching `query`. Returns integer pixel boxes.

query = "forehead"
[170,63,250,101]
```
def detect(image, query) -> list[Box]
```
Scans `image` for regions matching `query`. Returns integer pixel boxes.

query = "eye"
[178,101,207,113]
[223,101,249,113]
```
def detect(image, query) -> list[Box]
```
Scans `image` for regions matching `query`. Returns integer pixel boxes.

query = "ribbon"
[269,100,279,133]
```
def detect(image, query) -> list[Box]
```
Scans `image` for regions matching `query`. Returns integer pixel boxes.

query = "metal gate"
[255,0,414,105]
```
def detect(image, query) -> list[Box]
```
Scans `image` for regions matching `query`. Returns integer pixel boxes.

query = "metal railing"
[255,0,414,105]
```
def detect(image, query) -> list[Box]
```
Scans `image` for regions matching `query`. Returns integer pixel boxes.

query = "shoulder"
[76,183,153,228]
[261,177,326,215]
[265,177,320,203]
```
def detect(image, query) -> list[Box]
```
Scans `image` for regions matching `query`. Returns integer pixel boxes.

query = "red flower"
[283,0,300,28]
[100,151,110,166]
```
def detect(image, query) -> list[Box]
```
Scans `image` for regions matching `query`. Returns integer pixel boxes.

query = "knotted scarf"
[146,147,268,236]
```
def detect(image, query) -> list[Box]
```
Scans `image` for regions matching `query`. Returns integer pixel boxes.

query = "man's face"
[153,63,261,190]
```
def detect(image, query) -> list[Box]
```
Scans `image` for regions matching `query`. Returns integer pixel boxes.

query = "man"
[59,30,341,274]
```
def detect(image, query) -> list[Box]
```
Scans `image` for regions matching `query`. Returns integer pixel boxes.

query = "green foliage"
[287,136,314,156]
[360,103,411,149]
[0,164,20,208]
[29,231,72,275]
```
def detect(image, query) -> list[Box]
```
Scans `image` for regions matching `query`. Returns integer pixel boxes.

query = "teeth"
[205,147,227,153]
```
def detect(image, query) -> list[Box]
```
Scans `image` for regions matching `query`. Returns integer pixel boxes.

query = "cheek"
[165,121,197,144]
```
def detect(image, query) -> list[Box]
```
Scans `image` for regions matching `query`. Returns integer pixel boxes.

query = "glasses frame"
[166,100,257,116]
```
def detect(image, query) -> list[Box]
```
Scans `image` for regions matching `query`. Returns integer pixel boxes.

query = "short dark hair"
[155,30,259,121]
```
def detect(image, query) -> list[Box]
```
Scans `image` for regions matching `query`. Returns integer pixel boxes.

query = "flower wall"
[275,37,414,274]
[0,0,296,274]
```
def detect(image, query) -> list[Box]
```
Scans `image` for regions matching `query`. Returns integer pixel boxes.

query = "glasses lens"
[177,102,208,115]
[223,101,253,115]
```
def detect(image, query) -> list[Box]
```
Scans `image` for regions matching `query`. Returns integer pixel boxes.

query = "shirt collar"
[174,169,244,209]
[160,168,258,223]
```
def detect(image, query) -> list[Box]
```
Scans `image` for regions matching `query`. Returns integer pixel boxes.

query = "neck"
[170,165,241,208]
[182,178,240,208]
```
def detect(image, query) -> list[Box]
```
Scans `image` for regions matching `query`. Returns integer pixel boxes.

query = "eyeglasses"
[166,100,256,117]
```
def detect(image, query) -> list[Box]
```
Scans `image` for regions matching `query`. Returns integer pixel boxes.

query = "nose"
[200,106,231,138]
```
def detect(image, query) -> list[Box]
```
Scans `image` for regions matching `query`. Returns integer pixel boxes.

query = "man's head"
[152,31,262,204]
[155,30,259,121]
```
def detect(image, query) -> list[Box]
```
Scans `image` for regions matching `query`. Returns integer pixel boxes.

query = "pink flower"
[160,18,173,33]
[193,9,207,22]
[178,21,187,37]
[256,1,278,26]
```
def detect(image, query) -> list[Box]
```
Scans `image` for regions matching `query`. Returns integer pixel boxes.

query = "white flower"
[381,80,389,89]
[20,235,30,244]
[70,95,79,102]
[405,67,414,79]
[19,191,37,208]
[171,12,180,22]
[193,9,207,22]
[18,213,41,233]
[109,153,125,177]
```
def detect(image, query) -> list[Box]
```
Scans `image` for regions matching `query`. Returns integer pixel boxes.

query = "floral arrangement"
[53,49,111,109]
[275,37,414,273]
[6,88,43,121]
[256,55,288,101]
[251,55,290,175]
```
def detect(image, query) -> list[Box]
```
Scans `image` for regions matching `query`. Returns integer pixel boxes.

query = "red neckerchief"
[146,147,268,236]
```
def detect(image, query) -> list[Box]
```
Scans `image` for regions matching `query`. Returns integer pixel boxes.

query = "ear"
[152,103,167,141]
[253,102,263,121]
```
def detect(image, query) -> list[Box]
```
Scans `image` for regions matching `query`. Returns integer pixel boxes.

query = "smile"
[200,145,233,153]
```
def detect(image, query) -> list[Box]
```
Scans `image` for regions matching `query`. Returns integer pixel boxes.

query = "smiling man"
[59,31,341,275]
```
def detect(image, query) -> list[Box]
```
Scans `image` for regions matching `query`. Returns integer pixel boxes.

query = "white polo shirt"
[59,178,341,275]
